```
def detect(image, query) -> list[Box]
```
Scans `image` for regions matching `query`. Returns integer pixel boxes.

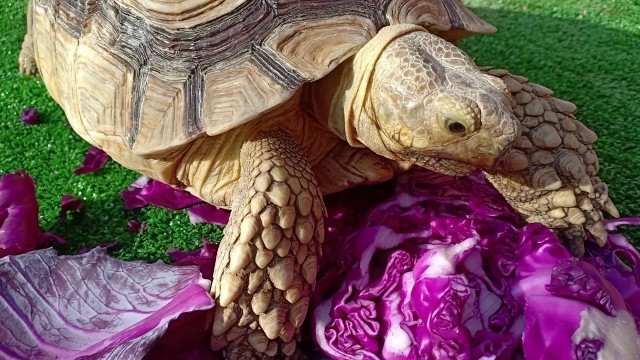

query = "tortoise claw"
[603,198,620,218]
[587,222,609,247]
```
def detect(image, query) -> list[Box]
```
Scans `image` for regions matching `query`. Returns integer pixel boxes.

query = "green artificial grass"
[1,0,639,262]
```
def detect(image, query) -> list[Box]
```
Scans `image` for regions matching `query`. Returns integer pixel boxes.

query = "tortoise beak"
[473,133,518,167]
[474,115,522,168]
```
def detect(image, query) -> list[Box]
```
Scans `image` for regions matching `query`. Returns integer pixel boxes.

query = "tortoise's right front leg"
[19,0,38,76]
[210,129,325,359]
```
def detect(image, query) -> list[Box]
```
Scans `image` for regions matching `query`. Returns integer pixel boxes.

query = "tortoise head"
[352,28,520,175]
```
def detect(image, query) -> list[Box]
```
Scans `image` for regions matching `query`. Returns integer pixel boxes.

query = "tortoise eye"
[447,121,466,134]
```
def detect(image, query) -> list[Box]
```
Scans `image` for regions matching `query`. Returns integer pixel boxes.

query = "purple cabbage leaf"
[20,108,39,125]
[58,194,84,221]
[167,238,218,280]
[187,204,230,226]
[3,165,639,360]
[121,177,202,210]
[74,146,110,174]
[143,310,220,360]
[0,248,214,359]
[0,171,46,257]
[128,219,148,232]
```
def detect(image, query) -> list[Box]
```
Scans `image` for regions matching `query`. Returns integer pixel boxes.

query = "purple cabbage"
[58,194,84,221]
[167,238,218,280]
[121,177,202,210]
[128,219,148,232]
[20,108,39,125]
[121,176,151,209]
[187,204,230,226]
[3,166,639,359]
[74,146,110,174]
[0,171,45,257]
[313,169,640,360]
[0,248,214,359]
[144,310,220,360]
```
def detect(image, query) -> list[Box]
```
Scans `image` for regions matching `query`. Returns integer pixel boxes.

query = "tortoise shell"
[30,0,494,155]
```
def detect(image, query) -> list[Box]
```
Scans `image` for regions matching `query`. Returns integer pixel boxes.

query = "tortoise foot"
[210,129,325,358]
[19,33,38,76]
[482,67,619,255]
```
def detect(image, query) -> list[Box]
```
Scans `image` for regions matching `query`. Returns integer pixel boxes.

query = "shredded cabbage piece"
[313,170,640,360]
[74,146,110,174]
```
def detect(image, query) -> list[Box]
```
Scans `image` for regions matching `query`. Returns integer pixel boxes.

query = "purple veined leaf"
[168,238,218,280]
[58,194,84,221]
[74,146,110,174]
[0,248,214,359]
[187,203,230,226]
[19,108,39,125]
[313,169,640,360]
[0,171,45,257]
[128,219,148,232]
[121,178,202,210]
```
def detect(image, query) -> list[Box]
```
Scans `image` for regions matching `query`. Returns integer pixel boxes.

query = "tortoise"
[20,0,619,358]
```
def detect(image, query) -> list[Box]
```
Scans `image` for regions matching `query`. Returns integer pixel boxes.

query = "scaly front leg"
[210,129,324,359]
[482,68,619,255]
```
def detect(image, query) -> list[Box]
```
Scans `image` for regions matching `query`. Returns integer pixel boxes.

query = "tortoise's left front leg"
[210,129,324,359]
[482,68,619,255]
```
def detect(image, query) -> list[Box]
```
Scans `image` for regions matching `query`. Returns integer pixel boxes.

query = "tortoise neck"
[305,61,358,145]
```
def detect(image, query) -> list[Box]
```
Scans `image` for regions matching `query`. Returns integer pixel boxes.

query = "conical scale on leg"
[268,256,295,290]
[258,307,287,340]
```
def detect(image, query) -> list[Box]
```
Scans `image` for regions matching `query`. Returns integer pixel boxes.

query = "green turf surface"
[1,1,638,262]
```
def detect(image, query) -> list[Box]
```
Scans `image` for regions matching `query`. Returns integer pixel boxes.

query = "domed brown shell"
[30,0,494,155]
